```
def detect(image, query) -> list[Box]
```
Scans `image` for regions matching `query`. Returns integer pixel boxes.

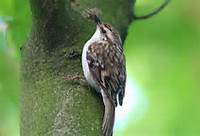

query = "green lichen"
[21,0,134,135]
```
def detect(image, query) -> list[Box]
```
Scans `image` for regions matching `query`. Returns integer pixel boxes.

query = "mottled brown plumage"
[82,10,126,136]
[87,41,126,106]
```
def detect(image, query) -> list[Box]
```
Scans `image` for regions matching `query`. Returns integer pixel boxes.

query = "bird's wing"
[86,41,126,106]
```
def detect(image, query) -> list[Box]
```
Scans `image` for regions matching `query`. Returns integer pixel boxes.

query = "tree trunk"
[20,0,134,136]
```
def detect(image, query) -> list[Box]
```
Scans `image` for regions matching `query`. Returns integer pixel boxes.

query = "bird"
[82,10,126,136]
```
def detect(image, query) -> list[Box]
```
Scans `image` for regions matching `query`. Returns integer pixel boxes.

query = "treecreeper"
[82,9,126,136]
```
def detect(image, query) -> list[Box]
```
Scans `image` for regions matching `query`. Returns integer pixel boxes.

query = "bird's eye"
[102,29,106,33]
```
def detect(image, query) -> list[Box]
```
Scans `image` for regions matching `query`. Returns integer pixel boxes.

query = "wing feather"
[86,41,126,106]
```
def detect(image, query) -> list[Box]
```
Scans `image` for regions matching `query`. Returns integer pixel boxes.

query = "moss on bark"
[21,0,134,136]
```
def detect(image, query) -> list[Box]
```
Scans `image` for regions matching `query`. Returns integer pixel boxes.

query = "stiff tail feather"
[101,89,115,136]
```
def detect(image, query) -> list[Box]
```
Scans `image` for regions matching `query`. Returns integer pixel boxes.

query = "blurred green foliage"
[0,0,30,136]
[0,0,200,136]
[121,0,200,136]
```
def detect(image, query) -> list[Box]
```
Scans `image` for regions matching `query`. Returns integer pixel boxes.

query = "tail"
[101,89,115,136]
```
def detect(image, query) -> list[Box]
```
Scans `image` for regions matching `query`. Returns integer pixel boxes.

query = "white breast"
[82,27,101,89]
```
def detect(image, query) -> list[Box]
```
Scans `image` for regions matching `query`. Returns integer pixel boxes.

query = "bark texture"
[21,0,134,136]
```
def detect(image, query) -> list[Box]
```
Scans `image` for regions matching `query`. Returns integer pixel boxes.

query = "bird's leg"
[63,73,88,87]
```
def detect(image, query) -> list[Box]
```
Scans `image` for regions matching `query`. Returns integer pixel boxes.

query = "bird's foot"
[63,73,88,87]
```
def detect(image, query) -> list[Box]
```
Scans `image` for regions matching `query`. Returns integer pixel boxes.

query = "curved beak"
[94,15,102,26]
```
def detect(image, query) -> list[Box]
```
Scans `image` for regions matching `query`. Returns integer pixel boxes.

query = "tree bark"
[20,0,134,136]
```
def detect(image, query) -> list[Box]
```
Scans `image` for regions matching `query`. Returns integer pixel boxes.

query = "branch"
[134,0,170,20]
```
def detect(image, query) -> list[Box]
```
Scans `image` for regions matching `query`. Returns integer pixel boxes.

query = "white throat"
[82,27,101,89]
[89,27,101,43]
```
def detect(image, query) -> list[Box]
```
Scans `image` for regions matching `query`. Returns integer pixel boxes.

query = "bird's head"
[84,8,122,44]
[94,16,121,44]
